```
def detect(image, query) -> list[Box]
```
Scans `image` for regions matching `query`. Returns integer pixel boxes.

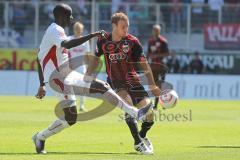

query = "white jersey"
[37,23,92,104]
[68,35,90,58]
[38,23,69,83]
[68,35,91,74]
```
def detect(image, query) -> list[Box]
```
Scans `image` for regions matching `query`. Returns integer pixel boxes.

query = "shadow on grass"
[197,146,240,149]
[0,151,140,155]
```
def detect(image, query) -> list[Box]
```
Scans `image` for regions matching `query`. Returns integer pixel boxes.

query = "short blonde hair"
[74,22,84,31]
[111,12,129,25]
[153,24,161,30]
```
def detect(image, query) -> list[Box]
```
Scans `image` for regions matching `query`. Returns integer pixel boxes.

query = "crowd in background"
[1,0,238,37]
[20,0,240,4]
[0,0,235,74]
[166,51,204,74]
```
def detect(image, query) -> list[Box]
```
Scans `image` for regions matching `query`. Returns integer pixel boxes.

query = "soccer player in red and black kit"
[147,24,170,110]
[90,12,160,155]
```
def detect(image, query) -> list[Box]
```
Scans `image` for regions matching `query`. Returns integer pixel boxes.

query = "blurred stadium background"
[0,0,239,99]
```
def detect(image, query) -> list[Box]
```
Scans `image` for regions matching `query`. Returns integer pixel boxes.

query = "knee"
[90,79,111,94]
[64,107,77,126]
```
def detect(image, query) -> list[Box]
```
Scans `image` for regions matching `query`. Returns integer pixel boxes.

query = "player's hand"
[149,85,161,97]
[35,86,46,100]
[96,30,107,39]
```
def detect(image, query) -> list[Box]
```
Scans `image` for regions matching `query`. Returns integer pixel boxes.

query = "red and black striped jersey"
[147,35,169,63]
[95,33,146,84]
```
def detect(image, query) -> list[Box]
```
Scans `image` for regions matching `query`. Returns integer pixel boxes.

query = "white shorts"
[49,70,92,107]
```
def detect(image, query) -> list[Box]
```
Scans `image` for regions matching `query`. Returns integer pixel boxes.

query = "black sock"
[154,97,159,109]
[125,113,141,145]
[139,121,154,138]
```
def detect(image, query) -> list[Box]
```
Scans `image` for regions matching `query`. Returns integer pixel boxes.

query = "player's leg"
[116,89,142,145]
[136,98,154,152]
[78,65,86,112]
[115,89,152,155]
[32,93,77,154]
[33,105,77,154]
[37,104,77,139]
[49,72,151,120]
[89,79,152,120]
[79,96,85,111]
[130,87,154,152]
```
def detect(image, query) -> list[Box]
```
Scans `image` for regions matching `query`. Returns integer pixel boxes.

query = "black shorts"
[107,78,149,106]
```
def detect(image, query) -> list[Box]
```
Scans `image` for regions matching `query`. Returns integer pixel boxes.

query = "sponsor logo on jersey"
[109,53,127,61]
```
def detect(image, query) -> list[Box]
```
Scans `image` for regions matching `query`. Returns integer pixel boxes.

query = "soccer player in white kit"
[68,22,90,112]
[32,3,155,154]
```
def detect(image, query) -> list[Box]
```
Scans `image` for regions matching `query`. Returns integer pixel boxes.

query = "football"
[159,89,178,109]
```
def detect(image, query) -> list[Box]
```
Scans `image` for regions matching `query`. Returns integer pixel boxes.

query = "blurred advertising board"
[204,24,240,50]
[0,48,106,72]
[167,74,240,100]
[1,48,240,75]
[0,49,38,70]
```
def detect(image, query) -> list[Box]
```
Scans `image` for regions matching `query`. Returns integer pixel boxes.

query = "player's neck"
[54,20,64,28]
[111,31,122,42]
[154,35,160,39]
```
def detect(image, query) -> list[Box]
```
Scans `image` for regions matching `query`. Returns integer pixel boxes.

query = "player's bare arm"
[61,30,106,49]
[137,59,161,96]
[36,58,46,99]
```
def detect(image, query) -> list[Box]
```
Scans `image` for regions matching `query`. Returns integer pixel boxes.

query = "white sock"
[37,119,69,140]
[79,96,84,109]
[103,89,138,118]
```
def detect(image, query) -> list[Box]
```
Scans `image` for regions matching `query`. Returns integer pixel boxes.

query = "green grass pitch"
[0,96,240,160]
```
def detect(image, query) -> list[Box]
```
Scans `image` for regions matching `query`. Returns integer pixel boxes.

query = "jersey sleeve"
[161,40,169,53]
[95,38,103,57]
[51,27,68,48]
[131,39,146,62]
